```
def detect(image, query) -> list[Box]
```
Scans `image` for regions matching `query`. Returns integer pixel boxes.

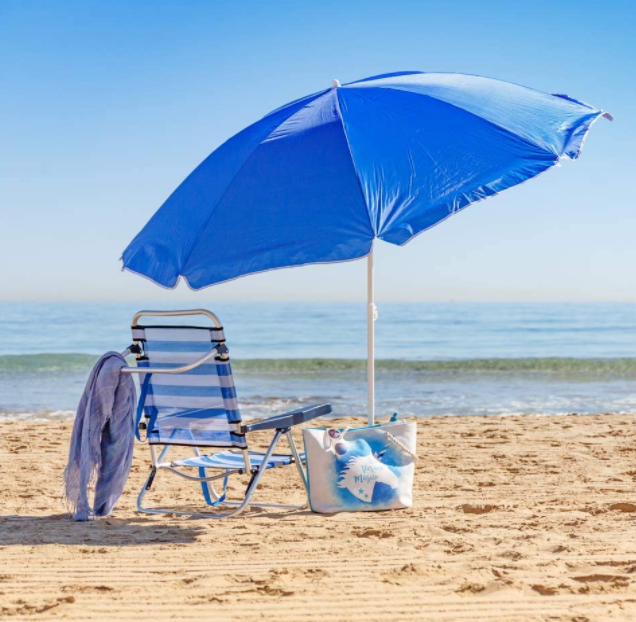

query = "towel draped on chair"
[63,352,136,521]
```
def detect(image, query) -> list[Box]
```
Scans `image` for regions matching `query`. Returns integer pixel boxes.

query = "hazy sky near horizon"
[1,0,634,302]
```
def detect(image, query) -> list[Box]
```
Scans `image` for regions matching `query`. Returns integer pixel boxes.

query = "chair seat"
[171,449,306,470]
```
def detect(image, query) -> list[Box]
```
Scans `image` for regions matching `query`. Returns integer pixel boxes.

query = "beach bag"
[302,418,417,513]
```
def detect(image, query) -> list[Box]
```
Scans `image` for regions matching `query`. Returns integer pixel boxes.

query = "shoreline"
[2,409,636,422]
[3,354,636,418]
[2,413,636,621]
[4,355,636,419]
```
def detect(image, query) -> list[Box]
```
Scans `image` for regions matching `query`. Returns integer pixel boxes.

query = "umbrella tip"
[331,79,341,88]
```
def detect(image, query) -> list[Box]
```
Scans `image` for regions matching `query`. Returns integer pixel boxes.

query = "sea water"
[1,301,636,420]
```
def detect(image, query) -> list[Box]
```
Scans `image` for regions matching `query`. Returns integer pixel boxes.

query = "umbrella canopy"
[122,71,610,422]
[122,71,609,289]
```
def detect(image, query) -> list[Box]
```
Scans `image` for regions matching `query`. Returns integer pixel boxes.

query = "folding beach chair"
[121,309,331,518]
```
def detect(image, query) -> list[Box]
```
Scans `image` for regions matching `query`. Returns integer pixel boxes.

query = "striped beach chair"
[121,309,331,518]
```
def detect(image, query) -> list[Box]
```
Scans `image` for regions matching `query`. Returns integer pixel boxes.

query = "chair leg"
[286,430,309,507]
[136,468,158,514]
[136,429,298,518]
[193,445,224,504]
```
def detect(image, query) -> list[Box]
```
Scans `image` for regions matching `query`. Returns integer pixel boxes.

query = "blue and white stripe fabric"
[172,450,305,470]
[132,325,246,448]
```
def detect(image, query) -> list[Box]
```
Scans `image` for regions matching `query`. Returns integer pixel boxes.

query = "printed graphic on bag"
[330,434,405,506]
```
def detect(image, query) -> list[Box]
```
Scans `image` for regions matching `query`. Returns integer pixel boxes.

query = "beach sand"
[2,414,636,621]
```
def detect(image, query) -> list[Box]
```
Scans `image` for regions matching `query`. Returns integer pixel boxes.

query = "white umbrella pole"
[367,247,376,425]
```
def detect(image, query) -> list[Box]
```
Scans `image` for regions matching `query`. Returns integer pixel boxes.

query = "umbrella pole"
[367,247,376,425]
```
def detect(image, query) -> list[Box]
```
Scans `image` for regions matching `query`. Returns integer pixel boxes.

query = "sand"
[2,414,636,621]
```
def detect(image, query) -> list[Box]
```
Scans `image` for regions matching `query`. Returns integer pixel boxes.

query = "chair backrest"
[132,322,246,448]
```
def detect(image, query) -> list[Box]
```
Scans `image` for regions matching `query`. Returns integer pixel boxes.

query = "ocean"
[1,301,636,420]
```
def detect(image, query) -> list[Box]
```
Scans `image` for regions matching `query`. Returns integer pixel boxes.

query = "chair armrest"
[242,403,332,433]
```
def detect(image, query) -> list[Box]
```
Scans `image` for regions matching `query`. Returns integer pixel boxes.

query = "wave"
[0,353,99,372]
[235,357,636,376]
[0,409,76,421]
[3,353,636,377]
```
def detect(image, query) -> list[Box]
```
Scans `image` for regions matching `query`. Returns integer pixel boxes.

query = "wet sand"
[2,414,636,621]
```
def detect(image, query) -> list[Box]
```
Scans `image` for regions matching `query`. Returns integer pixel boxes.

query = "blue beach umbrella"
[122,71,611,423]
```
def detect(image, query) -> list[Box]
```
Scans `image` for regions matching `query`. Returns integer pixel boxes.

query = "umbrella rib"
[334,89,377,239]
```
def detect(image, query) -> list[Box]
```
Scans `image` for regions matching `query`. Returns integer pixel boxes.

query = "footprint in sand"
[531,584,559,596]
[0,596,75,616]
[572,573,630,589]
[62,585,113,593]
[271,568,329,583]
[381,563,427,585]
[255,585,295,597]
[460,503,498,514]
[608,502,636,513]
[354,527,393,538]
[500,550,523,561]
[457,580,508,596]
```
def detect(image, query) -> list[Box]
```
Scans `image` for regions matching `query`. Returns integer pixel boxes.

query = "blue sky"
[0,0,634,302]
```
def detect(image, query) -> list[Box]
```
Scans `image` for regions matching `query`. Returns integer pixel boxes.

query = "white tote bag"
[302,419,417,513]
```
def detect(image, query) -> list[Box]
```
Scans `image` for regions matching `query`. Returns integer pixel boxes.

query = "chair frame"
[121,309,330,519]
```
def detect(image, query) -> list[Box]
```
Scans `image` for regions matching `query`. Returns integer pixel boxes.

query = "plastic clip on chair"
[121,309,331,518]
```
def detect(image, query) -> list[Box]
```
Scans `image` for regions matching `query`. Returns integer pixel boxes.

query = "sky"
[0,0,634,302]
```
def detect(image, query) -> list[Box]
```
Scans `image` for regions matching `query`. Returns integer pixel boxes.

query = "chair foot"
[137,472,252,519]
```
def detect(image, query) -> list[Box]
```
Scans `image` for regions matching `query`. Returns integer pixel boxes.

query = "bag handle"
[382,430,418,463]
